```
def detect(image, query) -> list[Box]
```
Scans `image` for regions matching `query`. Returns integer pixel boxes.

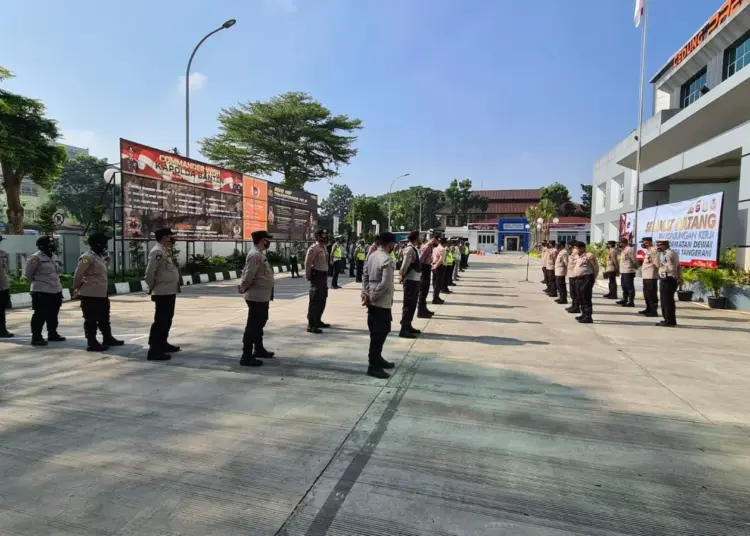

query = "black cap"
[378,231,397,245]
[640,236,653,243]
[36,235,55,249]
[315,228,328,239]
[606,240,617,247]
[656,239,669,244]
[154,228,174,241]
[548,241,556,246]
[88,233,110,247]
[407,230,420,242]
[251,230,272,243]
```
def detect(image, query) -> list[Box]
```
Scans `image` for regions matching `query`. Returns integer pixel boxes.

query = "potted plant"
[696,268,731,309]
[677,268,697,301]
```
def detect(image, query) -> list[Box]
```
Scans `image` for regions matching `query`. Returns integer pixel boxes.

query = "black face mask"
[91,244,107,255]
[263,239,271,249]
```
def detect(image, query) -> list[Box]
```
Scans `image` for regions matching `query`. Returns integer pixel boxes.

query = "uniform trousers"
[307,269,328,327]
[0,289,9,331]
[80,296,112,342]
[332,260,343,287]
[418,264,432,311]
[367,305,392,365]
[460,254,468,270]
[30,291,63,337]
[576,274,595,316]
[243,300,269,355]
[349,258,355,277]
[149,294,176,351]
[542,267,548,284]
[444,264,454,289]
[620,273,636,303]
[546,269,557,295]
[355,260,364,283]
[555,276,567,302]
[453,260,460,281]
[604,272,618,297]
[643,279,659,314]
[568,277,579,307]
[659,277,678,325]
[401,279,419,329]
[432,266,444,301]
[289,255,300,277]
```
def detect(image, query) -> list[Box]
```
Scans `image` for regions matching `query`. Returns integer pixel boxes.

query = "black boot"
[0,329,14,338]
[615,299,626,305]
[102,336,125,346]
[254,347,275,358]
[567,305,581,314]
[367,366,390,379]
[164,343,181,353]
[307,325,323,334]
[409,326,421,334]
[147,350,171,361]
[556,298,568,305]
[399,329,417,339]
[417,310,434,319]
[86,340,109,352]
[48,333,66,342]
[31,335,48,346]
[239,354,263,366]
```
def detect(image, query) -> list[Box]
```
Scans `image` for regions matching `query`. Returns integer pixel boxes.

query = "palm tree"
[525,204,542,249]
[538,199,558,241]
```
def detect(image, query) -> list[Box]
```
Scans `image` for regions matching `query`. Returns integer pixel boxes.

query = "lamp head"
[222,19,236,29]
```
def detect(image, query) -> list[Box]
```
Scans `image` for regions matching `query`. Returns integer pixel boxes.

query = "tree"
[540,182,575,216]
[538,198,558,241]
[444,178,488,226]
[579,184,592,218]
[374,186,445,231]
[525,205,542,249]
[320,184,353,223]
[200,92,363,190]
[53,153,112,225]
[346,195,387,238]
[0,68,67,233]
[35,199,59,235]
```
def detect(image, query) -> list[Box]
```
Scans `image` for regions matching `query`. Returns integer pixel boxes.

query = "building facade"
[592,0,750,267]
[438,189,541,227]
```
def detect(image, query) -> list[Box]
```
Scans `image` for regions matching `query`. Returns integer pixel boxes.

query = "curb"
[8,264,300,310]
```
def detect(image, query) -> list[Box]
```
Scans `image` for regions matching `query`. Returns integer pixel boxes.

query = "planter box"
[707,296,727,309]
[677,290,693,302]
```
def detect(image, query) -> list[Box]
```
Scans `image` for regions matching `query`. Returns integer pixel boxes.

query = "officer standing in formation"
[361,231,398,379]
[553,241,568,305]
[305,228,330,333]
[418,235,437,318]
[0,235,12,338]
[26,236,66,346]
[72,233,124,351]
[540,240,549,285]
[354,239,367,283]
[603,241,619,299]
[145,228,181,361]
[398,230,422,339]
[544,241,558,297]
[443,238,456,290]
[639,237,660,317]
[657,239,681,327]
[432,236,447,304]
[289,241,301,278]
[330,236,344,289]
[566,241,580,314]
[238,230,276,366]
[572,241,598,323]
[616,237,637,307]
[451,240,461,283]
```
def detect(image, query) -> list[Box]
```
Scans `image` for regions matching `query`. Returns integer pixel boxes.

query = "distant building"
[437,189,542,227]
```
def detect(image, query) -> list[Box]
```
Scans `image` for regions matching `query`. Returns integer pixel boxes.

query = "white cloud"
[178,72,207,94]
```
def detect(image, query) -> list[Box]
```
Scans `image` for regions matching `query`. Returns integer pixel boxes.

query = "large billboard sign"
[120,140,244,240]
[267,184,318,241]
[619,192,724,268]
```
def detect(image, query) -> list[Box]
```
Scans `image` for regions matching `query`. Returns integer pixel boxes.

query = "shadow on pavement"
[442,302,523,309]
[433,314,542,325]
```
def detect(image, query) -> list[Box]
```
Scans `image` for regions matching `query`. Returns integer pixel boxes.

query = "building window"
[557,234,577,244]
[20,180,39,197]
[724,30,750,80]
[478,233,495,244]
[680,67,707,109]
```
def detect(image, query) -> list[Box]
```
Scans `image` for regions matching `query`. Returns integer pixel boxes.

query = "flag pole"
[633,0,648,249]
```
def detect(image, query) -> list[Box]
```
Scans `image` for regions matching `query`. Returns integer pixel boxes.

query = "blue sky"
[1,0,721,202]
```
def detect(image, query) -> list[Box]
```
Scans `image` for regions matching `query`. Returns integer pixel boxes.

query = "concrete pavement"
[1,255,749,535]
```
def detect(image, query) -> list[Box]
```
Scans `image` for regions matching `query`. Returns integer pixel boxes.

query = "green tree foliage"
[200,92,363,190]
[374,186,445,231]
[444,178,488,226]
[0,67,67,233]
[34,199,59,235]
[53,153,112,225]
[87,204,110,235]
[320,184,353,223]
[540,182,575,216]
[346,195,387,237]
[579,184,592,218]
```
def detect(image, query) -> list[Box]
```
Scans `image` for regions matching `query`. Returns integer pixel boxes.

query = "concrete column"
[736,148,750,270]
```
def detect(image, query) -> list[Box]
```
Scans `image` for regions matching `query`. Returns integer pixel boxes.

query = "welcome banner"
[621,192,724,267]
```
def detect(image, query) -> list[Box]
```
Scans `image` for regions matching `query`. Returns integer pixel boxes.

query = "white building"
[592,0,750,267]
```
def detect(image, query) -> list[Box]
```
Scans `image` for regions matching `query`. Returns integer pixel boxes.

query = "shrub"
[696,268,731,297]
[208,256,228,269]
[680,268,698,291]
[185,254,213,275]
[586,241,608,270]
[266,250,284,266]
[224,249,246,270]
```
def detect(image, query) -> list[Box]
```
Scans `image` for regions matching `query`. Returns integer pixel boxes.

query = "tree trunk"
[0,162,24,234]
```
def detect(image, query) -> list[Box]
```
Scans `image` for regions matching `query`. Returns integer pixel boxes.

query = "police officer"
[540,240,549,286]
[0,235,12,338]
[657,239,681,327]
[603,241,619,299]
[554,241,569,305]
[573,241,598,323]
[452,241,461,283]
[399,230,422,338]
[566,241,580,314]
[354,239,367,283]
[25,236,65,346]
[348,241,356,277]
[331,236,344,289]
[616,237,637,307]
[545,241,558,297]
[639,237,660,317]
[289,241,301,278]
[305,228,330,333]
[238,230,275,366]
[73,233,124,351]
[443,238,455,291]
[432,236,447,303]
[145,228,181,361]
[418,235,437,318]
[361,231,398,379]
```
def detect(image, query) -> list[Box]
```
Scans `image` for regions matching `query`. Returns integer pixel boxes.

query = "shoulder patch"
[82,258,89,264]
[252,256,261,264]
[30,258,37,264]
[156,254,163,261]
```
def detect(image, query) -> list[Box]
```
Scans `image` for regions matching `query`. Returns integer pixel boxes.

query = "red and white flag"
[634,0,646,27]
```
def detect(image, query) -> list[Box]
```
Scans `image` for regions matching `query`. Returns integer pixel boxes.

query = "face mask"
[263,239,271,249]
[91,244,107,255]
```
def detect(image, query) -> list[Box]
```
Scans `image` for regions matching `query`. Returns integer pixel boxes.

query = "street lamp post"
[185,19,236,157]
[388,173,410,232]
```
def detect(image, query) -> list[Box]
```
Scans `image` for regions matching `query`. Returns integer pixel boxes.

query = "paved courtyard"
[0,254,749,535]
